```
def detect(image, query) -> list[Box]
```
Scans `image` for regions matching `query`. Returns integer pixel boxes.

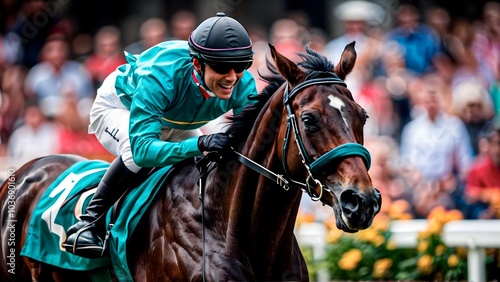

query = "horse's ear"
[268,43,305,85]
[333,41,357,80]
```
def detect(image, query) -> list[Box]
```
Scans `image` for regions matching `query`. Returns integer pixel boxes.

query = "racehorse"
[0,42,381,281]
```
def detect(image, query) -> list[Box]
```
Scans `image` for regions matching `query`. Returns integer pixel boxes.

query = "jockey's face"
[193,58,244,100]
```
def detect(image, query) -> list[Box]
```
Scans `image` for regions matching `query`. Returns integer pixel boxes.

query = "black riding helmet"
[188,12,254,64]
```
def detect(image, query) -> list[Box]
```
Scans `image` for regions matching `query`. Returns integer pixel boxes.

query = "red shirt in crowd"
[466,156,500,200]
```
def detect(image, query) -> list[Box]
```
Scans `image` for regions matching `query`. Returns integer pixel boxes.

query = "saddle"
[20,160,180,281]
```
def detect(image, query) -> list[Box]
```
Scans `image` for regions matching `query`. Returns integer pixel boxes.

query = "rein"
[196,153,220,282]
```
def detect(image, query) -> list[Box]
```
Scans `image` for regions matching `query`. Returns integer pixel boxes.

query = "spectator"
[356,74,398,137]
[425,6,464,89]
[0,32,23,68]
[365,136,412,207]
[84,25,126,88]
[384,3,440,75]
[7,100,60,164]
[0,65,27,147]
[307,27,329,54]
[72,33,94,62]
[6,0,61,68]
[400,74,474,217]
[452,80,495,155]
[55,85,113,161]
[465,120,500,219]
[125,17,169,54]
[268,18,303,62]
[377,41,416,140]
[169,10,197,40]
[24,34,94,117]
[472,1,500,82]
[0,0,20,32]
[425,6,456,63]
[449,18,495,93]
[324,0,384,66]
[324,0,386,127]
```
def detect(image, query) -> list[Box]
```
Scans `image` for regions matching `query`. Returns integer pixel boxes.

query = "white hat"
[334,0,385,25]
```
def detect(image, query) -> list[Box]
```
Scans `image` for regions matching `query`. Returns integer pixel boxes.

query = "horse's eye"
[301,114,319,133]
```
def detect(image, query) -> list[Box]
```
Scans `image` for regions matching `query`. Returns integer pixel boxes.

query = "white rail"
[296,220,500,282]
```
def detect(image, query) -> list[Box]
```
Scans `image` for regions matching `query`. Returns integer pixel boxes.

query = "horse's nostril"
[340,189,360,216]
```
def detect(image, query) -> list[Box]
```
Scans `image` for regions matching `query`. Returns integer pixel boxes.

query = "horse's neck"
[221,97,303,258]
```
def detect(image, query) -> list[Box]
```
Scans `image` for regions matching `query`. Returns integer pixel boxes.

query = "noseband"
[233,75,371,201]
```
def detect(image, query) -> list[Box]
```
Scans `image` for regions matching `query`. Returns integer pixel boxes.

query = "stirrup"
[63,223,113,259]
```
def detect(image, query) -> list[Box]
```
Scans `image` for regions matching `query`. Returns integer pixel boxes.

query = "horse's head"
[270,42,381,232]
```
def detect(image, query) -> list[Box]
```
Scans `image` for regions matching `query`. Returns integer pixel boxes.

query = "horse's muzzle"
[339,187,381,232]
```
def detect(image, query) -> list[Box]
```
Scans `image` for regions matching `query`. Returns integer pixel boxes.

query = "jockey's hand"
[198,133,231,153]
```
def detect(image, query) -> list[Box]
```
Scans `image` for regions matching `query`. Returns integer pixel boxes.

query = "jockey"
[63,12,257,258]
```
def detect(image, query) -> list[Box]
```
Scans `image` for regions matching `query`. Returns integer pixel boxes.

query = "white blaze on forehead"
[328,94,348,128]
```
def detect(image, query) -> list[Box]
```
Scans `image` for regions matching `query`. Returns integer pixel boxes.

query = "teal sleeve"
[232,72,258,115]
[129,72,203,168]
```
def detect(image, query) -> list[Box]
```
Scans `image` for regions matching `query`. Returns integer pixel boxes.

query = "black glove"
[197,133,231,153]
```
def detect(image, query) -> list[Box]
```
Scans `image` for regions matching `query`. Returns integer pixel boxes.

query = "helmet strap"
[192,68,215,98]
[196,61,215,97]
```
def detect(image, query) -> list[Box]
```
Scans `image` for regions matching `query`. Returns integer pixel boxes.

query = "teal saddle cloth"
[20,160,174,281]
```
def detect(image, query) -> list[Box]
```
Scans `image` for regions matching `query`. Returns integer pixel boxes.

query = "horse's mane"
[297,44,336,80]
[226,44,336,147]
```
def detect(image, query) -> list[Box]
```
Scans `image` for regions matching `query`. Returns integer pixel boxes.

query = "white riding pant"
[89,70,202,173]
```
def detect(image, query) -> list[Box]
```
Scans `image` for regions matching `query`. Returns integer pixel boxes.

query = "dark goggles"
[204,61,252,74]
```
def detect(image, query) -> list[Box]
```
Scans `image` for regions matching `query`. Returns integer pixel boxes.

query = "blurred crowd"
[0,0,499,220]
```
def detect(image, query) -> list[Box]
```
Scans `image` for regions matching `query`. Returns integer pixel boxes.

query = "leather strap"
[233,150,291,189]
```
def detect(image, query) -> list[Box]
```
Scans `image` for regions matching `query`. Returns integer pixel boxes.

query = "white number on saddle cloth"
[41,168,106,251]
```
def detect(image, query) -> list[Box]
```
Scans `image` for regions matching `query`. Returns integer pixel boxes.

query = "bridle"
[235,75,372,201]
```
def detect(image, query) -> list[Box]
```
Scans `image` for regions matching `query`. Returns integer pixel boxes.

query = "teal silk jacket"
[113,40,257,168]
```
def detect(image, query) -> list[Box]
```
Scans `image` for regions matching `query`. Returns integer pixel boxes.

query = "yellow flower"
[397,212,414,220]
[357,228,378,244]
[324,219,337,230]
[371,215,390,231]
[417,254,434,275]
[417,240,429,253]
[338,249,363,271]
[444,209,463,222]
[344,248,363,260]
[389,199,411,218]
[297,212,315,224]
[373,235,385,247]
[418,230,431,240]
[428,206,447,223]
[326,228,343,244]
[428,219,443,234]
[380,197,392,215]
[373,258,393,278]
[355,228,385,246]
[386,241,397,250]
[296,212,315,229]
[448,254,459,268]
[435,244,446,256]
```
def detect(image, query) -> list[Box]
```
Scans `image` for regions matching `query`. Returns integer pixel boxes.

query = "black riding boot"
[63,156,144,258]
